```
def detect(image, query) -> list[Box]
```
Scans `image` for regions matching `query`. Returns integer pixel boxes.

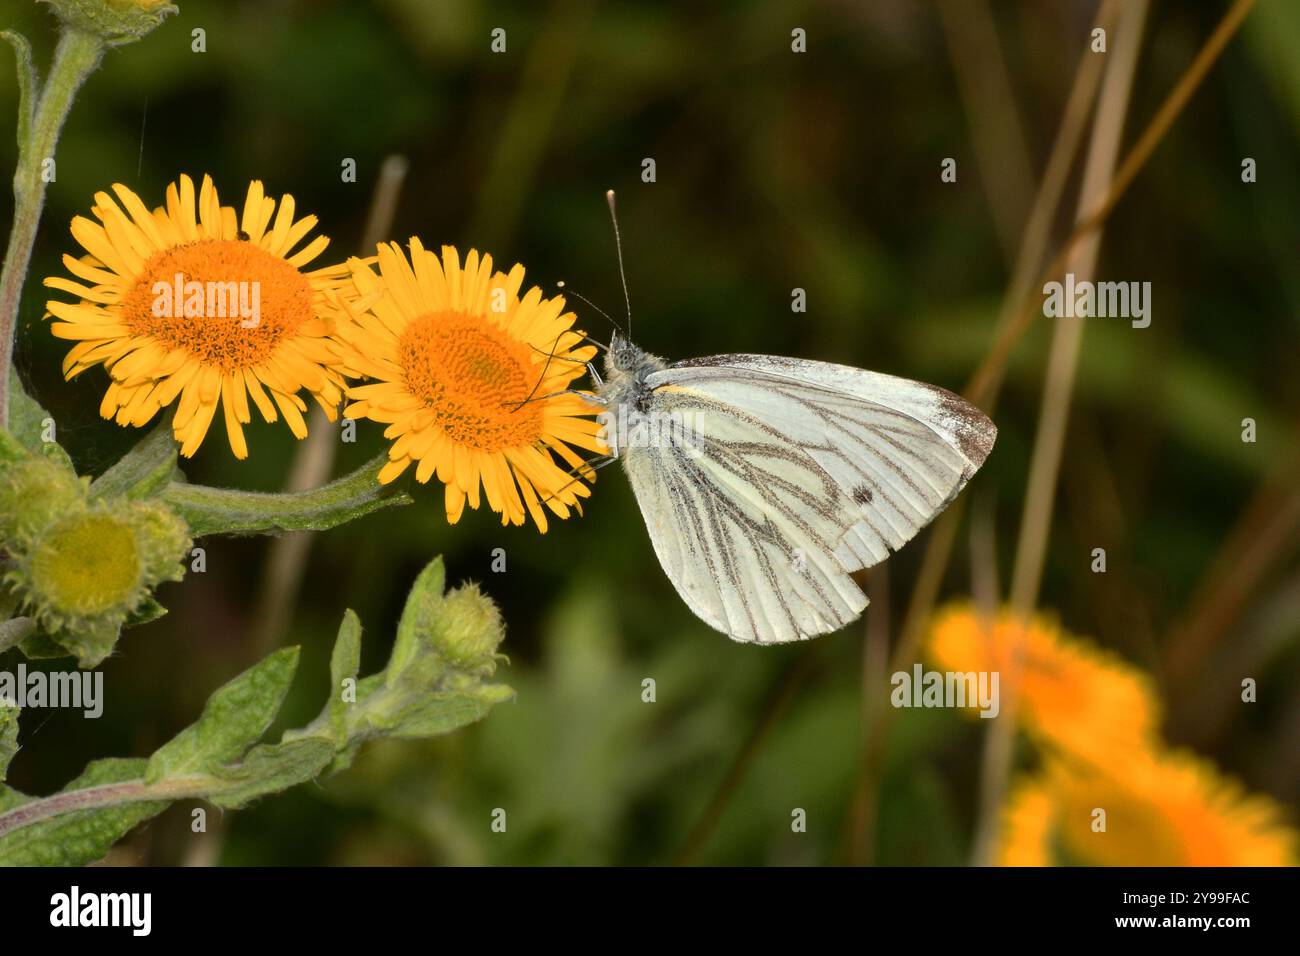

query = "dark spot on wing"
[852,485,873,505]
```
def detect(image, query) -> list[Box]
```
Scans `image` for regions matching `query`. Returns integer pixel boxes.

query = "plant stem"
[672,645,821,866]
[161,451,410,536]
[251,155,410,654]
[0,776,208,840]
[834,0,1253,865]
[0,28,105,427]
[965,0,1260,408]
[972,0,1148,868]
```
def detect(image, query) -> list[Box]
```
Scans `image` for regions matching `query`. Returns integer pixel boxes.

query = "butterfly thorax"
[598,333,666,415]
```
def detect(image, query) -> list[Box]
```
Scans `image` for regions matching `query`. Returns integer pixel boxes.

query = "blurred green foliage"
[0,0,1296,864]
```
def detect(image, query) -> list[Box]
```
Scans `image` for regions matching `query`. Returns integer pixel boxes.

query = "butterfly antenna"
[528,344,589,363]
[606,189,632,338]
[510,331,567,412]
[557,280,622,340]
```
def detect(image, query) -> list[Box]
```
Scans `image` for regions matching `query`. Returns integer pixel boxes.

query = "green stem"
[0,776,208,839]
[161,452,411,536]
[0,28,105,427]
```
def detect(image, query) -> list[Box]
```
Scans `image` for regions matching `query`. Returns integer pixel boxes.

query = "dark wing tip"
[931,386,997,468]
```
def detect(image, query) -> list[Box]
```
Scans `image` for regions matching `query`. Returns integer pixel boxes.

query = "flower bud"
[41,0,176,44]
[0,457,84,544]
[4,492,190,666]
[432,584,506,669]
[28,509,142,617]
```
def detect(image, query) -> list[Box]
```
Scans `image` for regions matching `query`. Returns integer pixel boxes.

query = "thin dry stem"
[250,155,410,655]
[936,0,1036,265]
[974,0,1148,867]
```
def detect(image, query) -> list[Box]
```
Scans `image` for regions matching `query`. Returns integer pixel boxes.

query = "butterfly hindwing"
[619,392,869,643]
[620,354,995,644]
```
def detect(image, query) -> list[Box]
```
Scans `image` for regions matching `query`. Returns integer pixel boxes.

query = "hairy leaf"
[1,30,35,151]
[391,556,446,680]
[147,648,299,783]
[90,414,179,500]
[205,738,337,809]
[329,609,363,744]
[5,377,74,473]
[0,705,18,780]
[0,758,163,866]
[0,566,511,865]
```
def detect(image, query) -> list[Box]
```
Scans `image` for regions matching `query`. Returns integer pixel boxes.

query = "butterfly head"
[606,330,642,374]
[598,332,666,410]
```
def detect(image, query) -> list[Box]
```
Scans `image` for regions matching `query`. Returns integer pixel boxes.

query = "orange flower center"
[397,310,543,451]
[121,239,315,372]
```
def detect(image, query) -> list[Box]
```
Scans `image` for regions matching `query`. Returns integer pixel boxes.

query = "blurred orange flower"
[999,752,1297,866]
[925,602,1160,765]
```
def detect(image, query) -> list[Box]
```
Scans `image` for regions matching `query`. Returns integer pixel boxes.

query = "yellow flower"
[925,603,1160,765]
[327,239,605,532]
[999,752,1297,866]
[44,174,350,459]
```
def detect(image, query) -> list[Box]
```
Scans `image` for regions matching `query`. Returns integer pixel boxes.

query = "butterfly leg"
[538,453,619,508]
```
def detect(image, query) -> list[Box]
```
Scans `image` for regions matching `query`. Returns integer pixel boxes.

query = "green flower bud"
[40,0,176,45]
[126,499,191,583]
[0,456,84,544]
[432,584,506,669]
[5,495,190,667]
[28,510,142,617]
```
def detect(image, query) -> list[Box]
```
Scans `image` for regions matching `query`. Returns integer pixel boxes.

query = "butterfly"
[591,336,996,644]
[571,193,996,644]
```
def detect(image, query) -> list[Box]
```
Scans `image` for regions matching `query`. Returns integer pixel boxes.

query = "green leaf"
[48,616,120,670]
[16,627,69,661]
[329,609,362,743]
[123,596,168,629]
[147,647,299,783]
[0,30,35,151]
[0,758,163,866]
[205,737,337,809]
[359,684,513,740]
[6,377,74,473]
[0,562,514,864]
[161,452,411,536]
[0,705,18,780]
[0,784,23,814]
[391,556,446,681]
[90,414,179,500]
[0,617,36,656]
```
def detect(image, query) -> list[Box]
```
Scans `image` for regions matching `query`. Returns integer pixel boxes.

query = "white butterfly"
[591,334,996,644]
[574,192,996,644]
